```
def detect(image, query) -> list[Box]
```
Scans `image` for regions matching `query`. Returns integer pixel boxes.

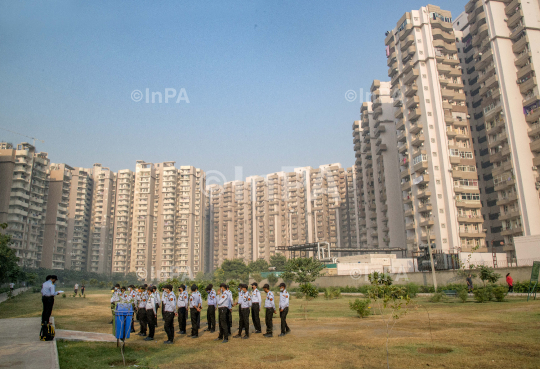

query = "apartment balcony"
[431,18,453,32]
[397,130,407,143]
[418,202,433,213]
[396,119,405,130]
[400,168,411,179]
[520,77,537,95]
[420,233,436,242]
[417,190,430,199]
[494,178,515,192]
[411,134,424,147]
[405,84,418,98]
[409,108,422,121]
[404,69,419,85]
[523,93,540,109]
[432,28,454,43]
[400,35,415,53]
[502,226,523,236]
[405,222,416,230]
[406,96,420,110]
[505,0,520,16]
[530,138,540,153]
[413,161,428,173]
[394,107,404,119]
[399,23,414,41]
[398,142,408,154]
[512,35,528,54]
[401,182,412,191]
[409,122,423,134]
[515,51,531,69]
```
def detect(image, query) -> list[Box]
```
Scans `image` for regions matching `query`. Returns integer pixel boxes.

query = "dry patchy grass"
[2,290,540,368]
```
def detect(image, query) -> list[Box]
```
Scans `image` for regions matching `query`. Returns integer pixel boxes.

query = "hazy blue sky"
[0,0,467,184]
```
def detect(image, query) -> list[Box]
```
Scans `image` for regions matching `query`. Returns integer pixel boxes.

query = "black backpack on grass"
[40,323,55,341]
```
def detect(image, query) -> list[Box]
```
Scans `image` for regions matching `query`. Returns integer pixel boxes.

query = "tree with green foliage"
[221,259,250,281]
[0,224,23,283]
[478,265,501,287]
[269,253,287,271]
[212,268,225,284]
[284,257,324,286]
[248,259,269,273]
[267,273,278,287]
[251,272,263,284]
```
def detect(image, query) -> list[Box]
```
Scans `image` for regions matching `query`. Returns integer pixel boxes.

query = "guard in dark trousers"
[205,284,217,332]
[162,284,176,344]
[278,283,290,336]
[189,284,202,338]
[234,284,251,339]
[250,282,262,333]
[177,285,188,334]
[226,285,233,335]
[41,275,60,324]
[215,283,230,343]
[144,287,157,341]
[262,284,276,337]
[136,285,148,336]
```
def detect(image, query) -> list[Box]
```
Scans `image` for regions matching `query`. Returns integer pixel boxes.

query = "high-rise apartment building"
[65,167,94,271]
[112,169,135,274]
[385,5,486,254]
[454,0,540,259]
[86,164,116,274]
[0,142,50,268]
[42,163,72,270]
[128,161,206,281]
[353,81,407,251]
[207,164,359,269]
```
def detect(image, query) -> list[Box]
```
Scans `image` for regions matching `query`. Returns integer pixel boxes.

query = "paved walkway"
[0,317,59,369]
[0,287,29,304]
[56,329,117,342]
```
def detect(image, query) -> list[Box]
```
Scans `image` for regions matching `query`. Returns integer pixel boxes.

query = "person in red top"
[506,273,513,293]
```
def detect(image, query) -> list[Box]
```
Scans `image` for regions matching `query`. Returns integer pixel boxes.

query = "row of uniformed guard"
[110,282,290,344]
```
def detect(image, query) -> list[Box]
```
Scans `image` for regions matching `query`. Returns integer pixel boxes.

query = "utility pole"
[425,225,438,292]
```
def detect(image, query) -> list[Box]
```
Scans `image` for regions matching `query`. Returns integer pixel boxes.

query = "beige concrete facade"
[86,164,116,274]
[42,163,72,269]
[385,5,486,254]
[0,142,50,268]
[455,0,540,260]
[207,164,359,270]
[353,81,407,252]
[112,169,135,274]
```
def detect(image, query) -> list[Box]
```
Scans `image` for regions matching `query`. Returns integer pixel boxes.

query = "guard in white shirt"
[263,283,276,337]
[136,285,148,336]
[278,283,291,336]
[234,284,252,339]
[189,284,202,338]
[214,283,230,343]
[162,284,177,344]
[250,282,262,333]
[128,285,137,333]
[177,285,188,334]
[205,284,217,333]
[41,275,60,325]
[144,286,157,341]
[151,286,160,328]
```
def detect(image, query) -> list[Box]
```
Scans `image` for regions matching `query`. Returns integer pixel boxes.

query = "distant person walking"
[466,274,474,292]
[506,273,513,293]
[74,283,79,295]
[81,285,85,295]
[41,275,61,324]
[9,282,14,293]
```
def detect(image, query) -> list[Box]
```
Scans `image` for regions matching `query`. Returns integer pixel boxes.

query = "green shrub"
[405,283,419,298]
[332,287,342,299]
[493,286,508,302]
[62,293,66,298]
[295,291,305,299]
[349,298,371,318]
[299,283,319,299]
[473,286,493,303]
[324,288,331,300]
[458,288,468,303]
[430,292,444,303]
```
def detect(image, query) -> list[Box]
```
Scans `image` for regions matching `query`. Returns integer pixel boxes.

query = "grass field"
[1,289,539,368]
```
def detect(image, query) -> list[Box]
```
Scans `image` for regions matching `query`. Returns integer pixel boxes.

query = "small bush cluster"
[324,287,342,300]
[299,283,319,299]
[349,298,371,318]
